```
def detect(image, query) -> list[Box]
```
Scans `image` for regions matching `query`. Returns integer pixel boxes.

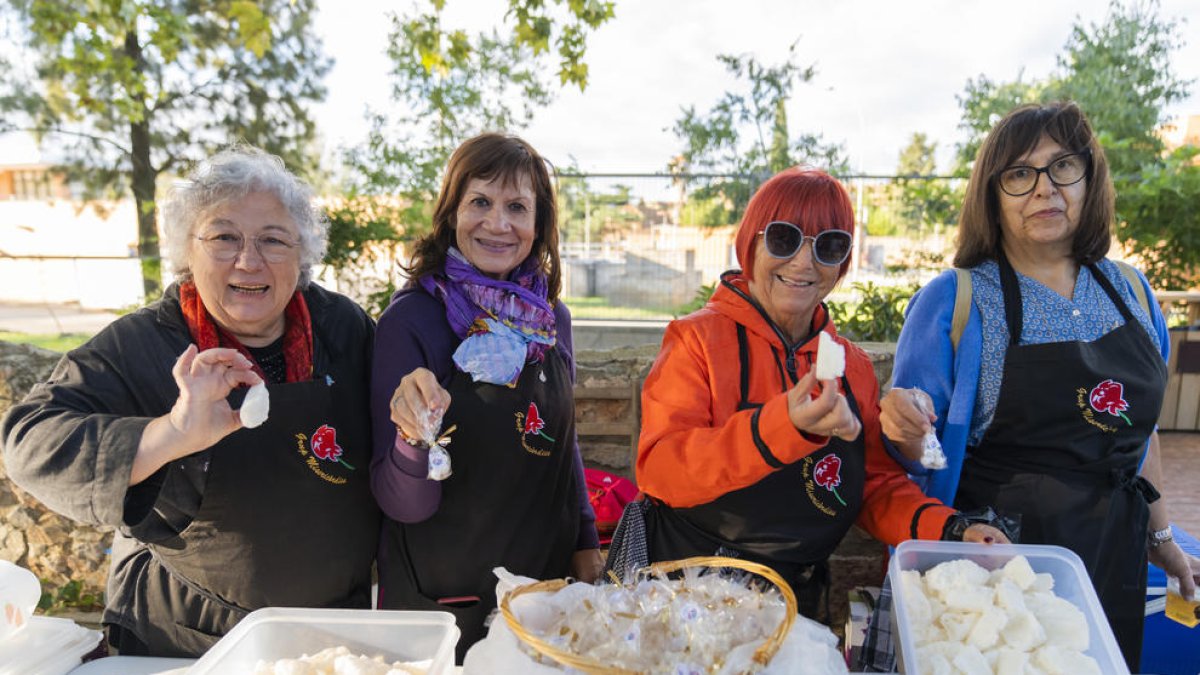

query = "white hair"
[161,145,328,287]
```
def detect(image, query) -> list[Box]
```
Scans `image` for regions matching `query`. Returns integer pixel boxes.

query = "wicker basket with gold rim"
[498,555,798,674]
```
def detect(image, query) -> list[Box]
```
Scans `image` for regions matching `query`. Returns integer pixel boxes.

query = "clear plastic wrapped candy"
[493,561,846,674]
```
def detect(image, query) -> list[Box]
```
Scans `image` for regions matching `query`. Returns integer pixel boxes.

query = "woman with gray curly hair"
[2,145,380,657]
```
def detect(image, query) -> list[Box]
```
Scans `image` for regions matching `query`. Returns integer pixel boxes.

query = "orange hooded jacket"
[636,274,953,545]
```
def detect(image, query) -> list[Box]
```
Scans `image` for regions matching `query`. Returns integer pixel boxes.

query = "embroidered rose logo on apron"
[1088,379,1132,425]
[522,402,555,441]
[514,401,555,457]
[813,454,847,507]
[293,424,355,483]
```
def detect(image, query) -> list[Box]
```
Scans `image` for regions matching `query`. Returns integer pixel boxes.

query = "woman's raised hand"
[880,387,935,462]
[786,370,861,442]
[132,345,263,485]
[390,367,452,446]
[168,345,263,447]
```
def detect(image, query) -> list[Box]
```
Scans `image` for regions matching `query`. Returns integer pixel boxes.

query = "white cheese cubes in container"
[889,540,1127,675]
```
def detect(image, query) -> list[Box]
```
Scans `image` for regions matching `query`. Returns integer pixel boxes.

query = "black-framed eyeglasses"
[195,232,299,264]
[757,221,853,266]
[996,151,1090,197]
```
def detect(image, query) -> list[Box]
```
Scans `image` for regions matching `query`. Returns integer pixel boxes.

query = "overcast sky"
[2,0,1198,178]
[312,0,1200,176]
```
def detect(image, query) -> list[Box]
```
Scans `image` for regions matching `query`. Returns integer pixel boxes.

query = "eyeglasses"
[757,221,853,266]
[996,151,1090,197]
[195,232,299,264]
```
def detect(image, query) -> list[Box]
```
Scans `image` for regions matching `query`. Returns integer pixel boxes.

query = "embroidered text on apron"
[955,254,1167,670]
[378,347,580,661]
[646,322,866,622]
[133,362,378,657]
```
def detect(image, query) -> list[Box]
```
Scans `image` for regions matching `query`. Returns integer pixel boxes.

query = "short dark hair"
[403,133,561,301]
[954,101,1114,268]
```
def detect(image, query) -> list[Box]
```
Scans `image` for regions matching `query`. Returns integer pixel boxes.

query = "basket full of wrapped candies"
[493,556,849,674]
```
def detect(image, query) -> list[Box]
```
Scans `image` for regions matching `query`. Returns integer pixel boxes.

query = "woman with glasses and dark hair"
[1,145,380,657]
[880,101,1200,669]
[371,133,600,659]
[634,167,1006,622]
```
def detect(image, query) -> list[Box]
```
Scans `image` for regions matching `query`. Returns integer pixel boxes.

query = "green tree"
[336,0,614,311]
[1115,146,1200,289]
[0,0,330,300]
[406,0,615,91]
[954,0,1197,288]
[893,133,960,235]
[670,42,847,227]
[954,76,1045,170]
[1050,0,1189,176]
[342,8,555,238]
[556,172,636,245]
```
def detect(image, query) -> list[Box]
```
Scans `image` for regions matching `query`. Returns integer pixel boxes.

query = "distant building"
[0,138,143,309]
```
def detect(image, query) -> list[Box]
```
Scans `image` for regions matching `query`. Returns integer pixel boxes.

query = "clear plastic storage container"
[889,540,1127,674]
[190,607,460,674]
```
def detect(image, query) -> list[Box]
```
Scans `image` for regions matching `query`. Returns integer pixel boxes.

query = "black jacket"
[2,282,379,654]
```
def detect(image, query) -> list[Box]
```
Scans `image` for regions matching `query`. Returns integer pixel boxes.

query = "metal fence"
[0,173,966,318]
[553,172,964,317]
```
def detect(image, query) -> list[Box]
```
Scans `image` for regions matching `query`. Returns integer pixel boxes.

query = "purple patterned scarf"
[420,248,556,384]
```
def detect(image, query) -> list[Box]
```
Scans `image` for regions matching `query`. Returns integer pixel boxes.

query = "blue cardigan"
[890,262,1170,505]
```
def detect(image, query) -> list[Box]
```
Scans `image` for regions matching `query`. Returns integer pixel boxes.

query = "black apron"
[378,348,580,661]
[646,324,866,622]
[955,256,1166,670]
[131,361,379,657]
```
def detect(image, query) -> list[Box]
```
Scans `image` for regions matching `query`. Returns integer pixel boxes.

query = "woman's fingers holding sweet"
[392,368,450,438]
[189,347,253,375]
[813,395,860,440]
[789,376,859,438]
[410,368,451,414]
[880,388,931,442]
[225,368,262,390]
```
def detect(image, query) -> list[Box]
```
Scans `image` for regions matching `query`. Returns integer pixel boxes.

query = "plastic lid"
[0,560,40,644]
[0,616,102,675]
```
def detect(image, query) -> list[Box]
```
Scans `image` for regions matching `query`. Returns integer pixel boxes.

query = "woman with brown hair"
[881,101,1200,669]
[369,133,600,658]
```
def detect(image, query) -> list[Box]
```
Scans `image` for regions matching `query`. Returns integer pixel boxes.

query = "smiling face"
[748,232,841,343]
[997,134,1087,260]
[454,174,537,279]
[188,191,301,347]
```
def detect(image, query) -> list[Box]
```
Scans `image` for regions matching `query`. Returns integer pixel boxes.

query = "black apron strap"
[996,251,1024,346]
[736,324,753,411]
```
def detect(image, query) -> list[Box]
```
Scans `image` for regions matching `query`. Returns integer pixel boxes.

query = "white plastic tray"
[189,607,459,674]
[889,540,1127,674]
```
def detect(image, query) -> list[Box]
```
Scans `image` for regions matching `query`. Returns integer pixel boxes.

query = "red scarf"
[178,281,314,383]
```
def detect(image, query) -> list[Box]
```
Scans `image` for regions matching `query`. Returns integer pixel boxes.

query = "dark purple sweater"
[369,285,599,550]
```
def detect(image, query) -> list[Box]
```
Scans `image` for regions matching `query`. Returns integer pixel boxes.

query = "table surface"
[69,659,467,674]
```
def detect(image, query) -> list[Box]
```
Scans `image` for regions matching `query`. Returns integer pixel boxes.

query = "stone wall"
[2,337,894,637]
[0,341,111,598]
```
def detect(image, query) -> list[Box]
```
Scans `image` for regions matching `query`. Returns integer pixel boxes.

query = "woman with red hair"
[634,168,1006,620]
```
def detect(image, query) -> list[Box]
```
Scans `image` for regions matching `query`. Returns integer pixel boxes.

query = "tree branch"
[8,126,131,156]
